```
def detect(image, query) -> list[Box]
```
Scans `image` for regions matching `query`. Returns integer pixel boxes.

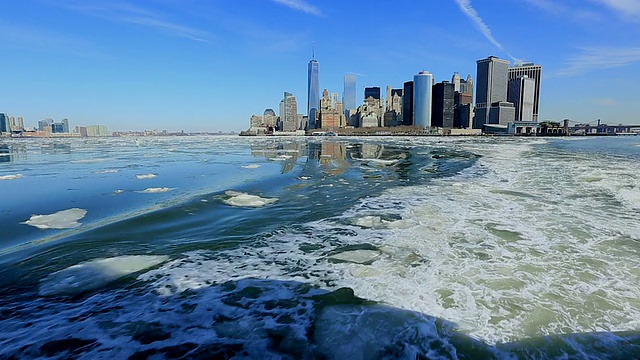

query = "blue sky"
[1,0,639,132]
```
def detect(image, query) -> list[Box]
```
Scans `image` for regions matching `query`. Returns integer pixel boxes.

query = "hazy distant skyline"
[1,0,639,131]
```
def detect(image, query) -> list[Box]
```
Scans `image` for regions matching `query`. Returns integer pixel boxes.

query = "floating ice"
[139,187,172,193]
[113,189,124,195]
[241,164,261,169]
[95,169,119,174]
[22,208,87,229]
[222,190,278,208]
[0,174,23,180]
[135,173,157,179]
[39,255,169,296]
[71,158,110,164]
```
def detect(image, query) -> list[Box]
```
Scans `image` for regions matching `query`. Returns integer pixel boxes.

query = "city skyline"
[1,0,640,132]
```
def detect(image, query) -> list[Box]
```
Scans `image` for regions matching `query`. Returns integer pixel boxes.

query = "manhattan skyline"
[1,0,639,132]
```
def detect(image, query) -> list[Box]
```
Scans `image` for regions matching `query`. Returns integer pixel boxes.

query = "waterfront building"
[282,92,298,132]
[454,103,474,128]
[307,56,320,130]
[509,63,542,121]
[250,114,263,127]
[475,56,510,129]
[452,73,461,92]
[16,116,24,131]
[488,102,515,125]
[0,113,9,134]
[38,118,53,132]
[402,81,414,126]
[413,71,433,128]
[432,81,455,128]
[343,73,356,117]
[508,76,535,121]
[319,89,345,128]
[263,109,278,127]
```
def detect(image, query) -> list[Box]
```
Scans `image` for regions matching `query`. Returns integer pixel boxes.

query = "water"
[0,135,639,359]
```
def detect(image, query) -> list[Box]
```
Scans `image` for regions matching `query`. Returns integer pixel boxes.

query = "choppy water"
[0,135,639,359]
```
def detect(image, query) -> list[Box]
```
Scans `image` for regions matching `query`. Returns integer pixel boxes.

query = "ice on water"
[222,190,277,208]
[22,208,87,229]
[0,174,24,180]
[39,255,169,296]
[139,187,172,193]
[135,173,157,179]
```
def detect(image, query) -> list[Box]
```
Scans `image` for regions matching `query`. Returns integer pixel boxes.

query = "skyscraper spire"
[312,41,315,60]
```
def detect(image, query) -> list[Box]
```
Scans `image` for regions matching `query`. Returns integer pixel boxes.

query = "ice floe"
[135,173,157,179]
[95,169,119,174]
[221,190,278,208]
[22,208,87,229]
[139,187,172,193]
[0,174,23,180]
[241,164,261,169]
[39,255,169,296]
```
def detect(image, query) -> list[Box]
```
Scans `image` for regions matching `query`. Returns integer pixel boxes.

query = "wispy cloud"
[524,0,605,22]
[0,23,102,58]
[453,0,517,62]
[591,0,640,18]
[558,46,640,75]
[59,0,213,43]
[272,0,322,16]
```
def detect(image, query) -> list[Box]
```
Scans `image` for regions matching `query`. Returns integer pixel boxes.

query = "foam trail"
[22,208,87,229]
[39,255,169,296]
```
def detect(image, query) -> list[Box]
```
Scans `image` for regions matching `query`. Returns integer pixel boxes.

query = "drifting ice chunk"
[23,208,87,229]
[139,187,172,193]
[241,164,261,169]
[222,190,278,208]
[135,173,157,179]
[39,255,169,296]
[0,174,23,180]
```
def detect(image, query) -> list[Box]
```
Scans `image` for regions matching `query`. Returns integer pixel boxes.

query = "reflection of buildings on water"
[41,142,72,155]
[0,143,28,163]
[0,145,10,163]
[251,142,304,174]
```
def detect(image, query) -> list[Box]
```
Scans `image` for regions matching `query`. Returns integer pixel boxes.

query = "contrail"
[453,0,518,62]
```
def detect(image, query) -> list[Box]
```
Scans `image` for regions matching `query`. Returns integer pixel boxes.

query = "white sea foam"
[139,187,172,193]
[241,164,261,169]
[0,173,23,180]
[39,255,169,296]
[135,173,157,179]
[22,208,87,229]
[221,190,277,208]
[328,249,381,264]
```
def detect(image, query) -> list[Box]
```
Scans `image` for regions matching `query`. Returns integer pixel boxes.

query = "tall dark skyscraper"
[307,48,319,130]
[432,81,455,128]
[364,87,381,100]
[402,81,414,126]
[0,113,9,133]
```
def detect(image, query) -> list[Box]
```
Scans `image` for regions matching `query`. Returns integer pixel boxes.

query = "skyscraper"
[475,56,510,129]
[283,92,298,132]
[0,113,9,133]
[508,63,542,121]
[413,71,433,128]
[343,73,356,116]
[508,76,535,121]
[402,81,414,126]
[364,87,381,100]
[432,81,455,128]
[307,53,319,130]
